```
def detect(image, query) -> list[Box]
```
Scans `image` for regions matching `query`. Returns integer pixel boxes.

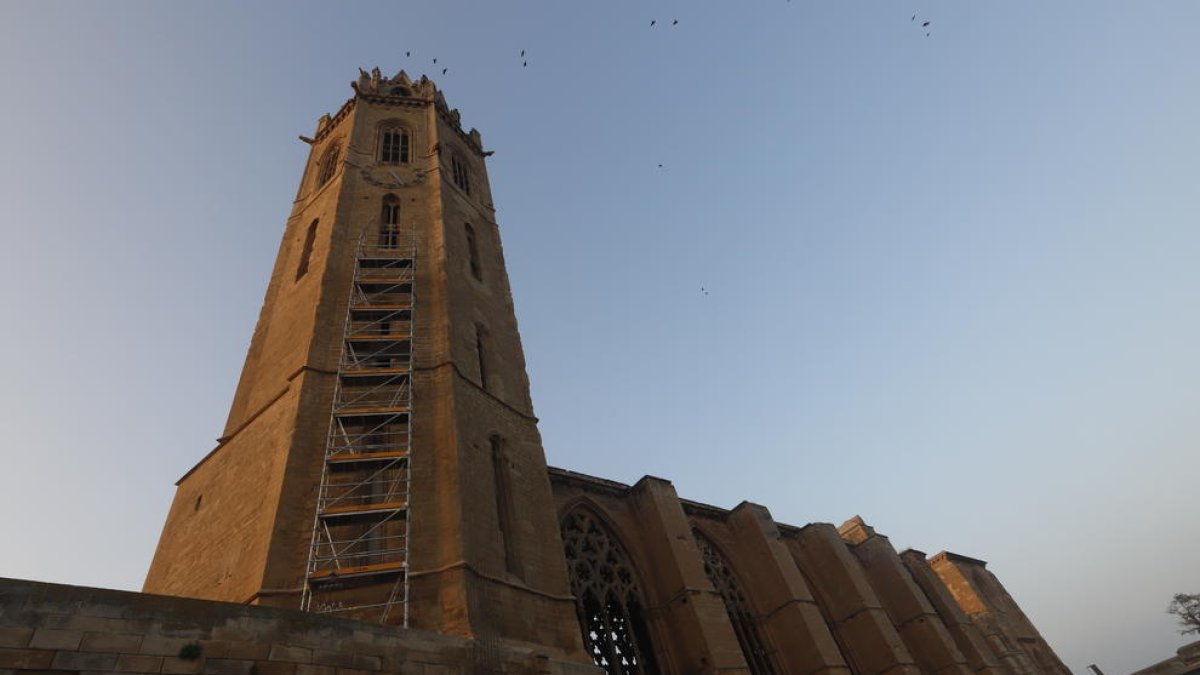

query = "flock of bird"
[398,10,933,298]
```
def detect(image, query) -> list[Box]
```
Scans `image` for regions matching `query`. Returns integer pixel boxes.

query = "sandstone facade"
[115,69,1072,675]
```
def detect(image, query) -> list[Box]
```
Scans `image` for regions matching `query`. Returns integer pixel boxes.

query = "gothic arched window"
[295,219,319,281]
[464,223,482,281]
[379,195,400,249]
[693,530,776,675]
[316,143,340,187]
[379,126,409,164]
[451,153,471,194]
[562,509,659,675]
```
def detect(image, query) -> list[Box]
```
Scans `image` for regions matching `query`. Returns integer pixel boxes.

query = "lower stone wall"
[0,578,597,675]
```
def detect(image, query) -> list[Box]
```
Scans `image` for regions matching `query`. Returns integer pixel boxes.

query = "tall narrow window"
[693,531,777,675]
[562,509,659,675]
[379,127,410,164]
[475,324,489,390]
[295,219,319,281]
[451,153,471,194]
[316,143,340,187]
[464,223,482,281]
[380,195,400,249]
[491,435,522,578]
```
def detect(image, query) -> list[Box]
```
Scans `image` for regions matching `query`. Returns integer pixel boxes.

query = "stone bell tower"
[145,68,586,659]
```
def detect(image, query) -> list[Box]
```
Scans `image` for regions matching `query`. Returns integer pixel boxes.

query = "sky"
[0,1,1197,671]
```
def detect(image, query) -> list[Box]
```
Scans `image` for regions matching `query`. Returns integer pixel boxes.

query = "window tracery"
[379,126,410,164]
[451,153,471,194]
[693,530,776,675]
[316,143,340,187]
[380,195,400,248]
[562,509,658,675]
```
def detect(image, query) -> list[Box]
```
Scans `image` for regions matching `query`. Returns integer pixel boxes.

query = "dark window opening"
[475,324,489,390]
[316,144,340,187]
[491,435,522,577]
[562,509,659,675]
[693,531,776,675]
[451,153,471,194]
[465,223,482,281]
[296,219,319,281]
[380,195,400,249]
[380,128,410,164]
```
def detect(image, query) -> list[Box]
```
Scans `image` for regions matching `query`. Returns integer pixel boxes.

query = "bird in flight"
[923,21,930,27]
[442,68,448,74]
[701,287,709,296]
[406,51,411,57]
[433,58,438,64]
[672,19,679,25]
[523,61,527,67]
[521,49,525,57]
[650,19,656,26]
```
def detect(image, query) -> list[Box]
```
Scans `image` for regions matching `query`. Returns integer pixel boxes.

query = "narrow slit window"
[465,223,482,281]
[295,219,319,281]
[380,195,400,249]
[491,435,522,577]
[380,127,409,165]
[451,153,471,194]
[475,324,489,390]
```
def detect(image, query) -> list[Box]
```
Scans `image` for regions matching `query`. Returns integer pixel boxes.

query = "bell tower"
[145,68,587,659]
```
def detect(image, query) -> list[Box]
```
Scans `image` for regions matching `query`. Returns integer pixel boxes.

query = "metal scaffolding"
[301,226,416,626]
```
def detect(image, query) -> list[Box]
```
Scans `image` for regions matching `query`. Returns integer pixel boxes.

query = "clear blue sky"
[1,1,1197,671]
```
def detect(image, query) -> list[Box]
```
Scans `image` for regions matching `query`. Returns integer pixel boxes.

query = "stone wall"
[0,578,596,675]
[548,467,1068,675]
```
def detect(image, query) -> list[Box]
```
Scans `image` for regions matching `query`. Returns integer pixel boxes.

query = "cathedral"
[0,69,1069,675]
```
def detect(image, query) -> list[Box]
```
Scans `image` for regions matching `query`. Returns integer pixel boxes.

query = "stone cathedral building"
[0,70,1067,675]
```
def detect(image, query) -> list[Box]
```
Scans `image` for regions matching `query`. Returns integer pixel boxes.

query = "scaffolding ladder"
[301,225,416,626]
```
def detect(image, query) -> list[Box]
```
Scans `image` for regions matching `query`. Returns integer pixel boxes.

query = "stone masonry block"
[203,658,258,675]
[838,610,919,675]
[162,656,207,674]
[249,661,297,675]
[351,654,382,671]
[50,649,122,671]
[294,664,336,675]
[269,645,313,664]
[116,654,166,673]
[200,641,271,661]
[312,650,358,669]
[0,628,32,649]
[141,636,197,657]
[82,632,145,653]
[0,647,55,669]
[29,628,84,651]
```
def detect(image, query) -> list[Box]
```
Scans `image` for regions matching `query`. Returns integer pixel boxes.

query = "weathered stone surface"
[0,628,32,649]
[0,647,54,669]
[82,632,144,654]
[29,629,83,651]
[50,649,121,671]
[931,552,1068,675]
[115,653,165,673]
